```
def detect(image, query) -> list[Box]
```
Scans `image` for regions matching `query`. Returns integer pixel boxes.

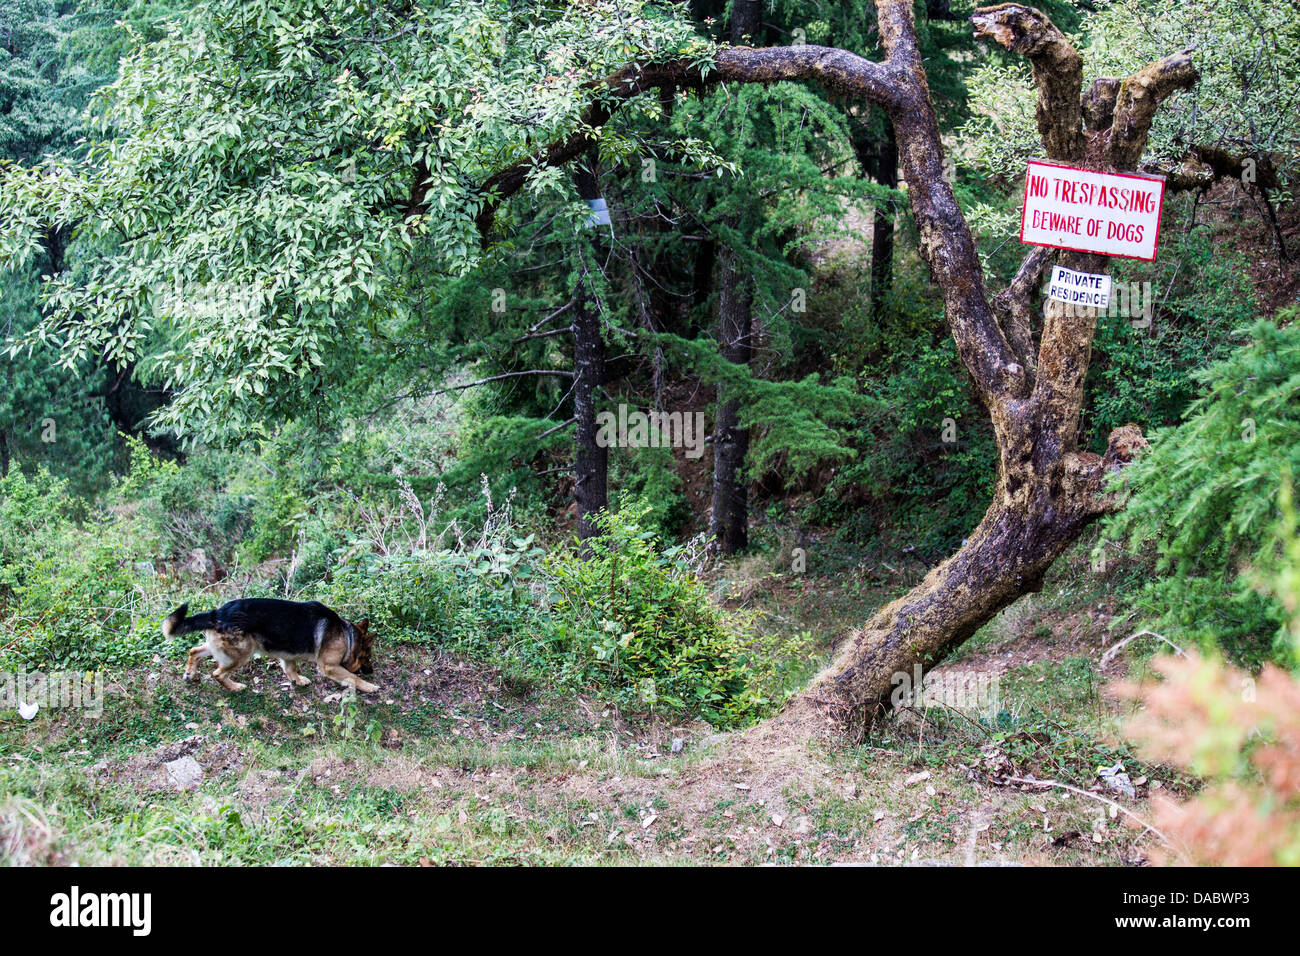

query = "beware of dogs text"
[1021,160,1165,260]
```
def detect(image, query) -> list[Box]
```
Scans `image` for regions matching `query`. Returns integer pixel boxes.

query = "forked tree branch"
[974,3,1196,462]
[993,243,1053,372]
[972,3,1084,162]
[1108,50,1198,169]
[1082,76,1120,133]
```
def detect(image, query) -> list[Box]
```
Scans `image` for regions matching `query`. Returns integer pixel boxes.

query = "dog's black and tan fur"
[163,599,377,693]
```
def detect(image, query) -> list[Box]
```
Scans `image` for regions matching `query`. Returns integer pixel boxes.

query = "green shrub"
[0,466,73,585]
[0,472,187,670]
[541,504,764,726]
[1104,311,1300,667]
[238,465,309,565]
[317,538,541,650]
[3,521,169,668]
[115,437,253,564]
[610,444,690,540]
[2,449,211,670]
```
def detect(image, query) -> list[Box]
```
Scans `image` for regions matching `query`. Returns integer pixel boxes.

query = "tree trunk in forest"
[572,158,608,540]
[573,292,607,540]
[729,0,761,45]
[704,0,763,555]
[850,113,898,320]
[870,119,898,321]
[471,0,1198,727]
[709,244,753,554]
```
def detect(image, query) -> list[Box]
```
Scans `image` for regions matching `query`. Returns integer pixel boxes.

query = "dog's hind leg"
[211,634,254,692]
[184,642,211,683]
[212,660,250,692]
[319,662,379,694]
[280,658,312,687]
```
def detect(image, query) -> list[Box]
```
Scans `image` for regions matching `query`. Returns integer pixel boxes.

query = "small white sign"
[585,197,611,227]
[1047,265,1112,309]
[1021,160,1165,260]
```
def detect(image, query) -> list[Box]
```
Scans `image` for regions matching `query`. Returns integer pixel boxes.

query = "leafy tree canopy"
[1,0,708,442]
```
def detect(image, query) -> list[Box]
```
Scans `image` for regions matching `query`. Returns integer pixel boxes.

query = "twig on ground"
[1000,773,1186,861]
[1100,629,1186,670]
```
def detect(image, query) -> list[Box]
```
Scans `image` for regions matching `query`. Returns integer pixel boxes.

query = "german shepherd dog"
[163,599,377,693]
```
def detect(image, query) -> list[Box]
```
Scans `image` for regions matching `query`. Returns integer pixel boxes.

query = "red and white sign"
[1020,160,1165,261]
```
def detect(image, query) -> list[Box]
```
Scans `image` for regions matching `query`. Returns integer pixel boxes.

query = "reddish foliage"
[1117,653,1300,865]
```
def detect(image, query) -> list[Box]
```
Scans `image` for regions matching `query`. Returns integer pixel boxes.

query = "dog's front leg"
[280,658,312,687]
[319,663,378,694]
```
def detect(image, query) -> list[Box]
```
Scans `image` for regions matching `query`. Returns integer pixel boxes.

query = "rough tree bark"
[801,3,1196,724]
[468,0,1197,727]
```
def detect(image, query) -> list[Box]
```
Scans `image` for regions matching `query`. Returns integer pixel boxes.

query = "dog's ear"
[356,618,370,634]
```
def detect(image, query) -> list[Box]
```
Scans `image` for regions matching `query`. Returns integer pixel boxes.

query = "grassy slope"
[1,534,1190,866]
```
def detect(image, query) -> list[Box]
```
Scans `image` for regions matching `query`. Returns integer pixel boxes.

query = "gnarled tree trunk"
[800,3,1194,719]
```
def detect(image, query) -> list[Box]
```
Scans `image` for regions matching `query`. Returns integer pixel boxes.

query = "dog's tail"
[162,604,217,638]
